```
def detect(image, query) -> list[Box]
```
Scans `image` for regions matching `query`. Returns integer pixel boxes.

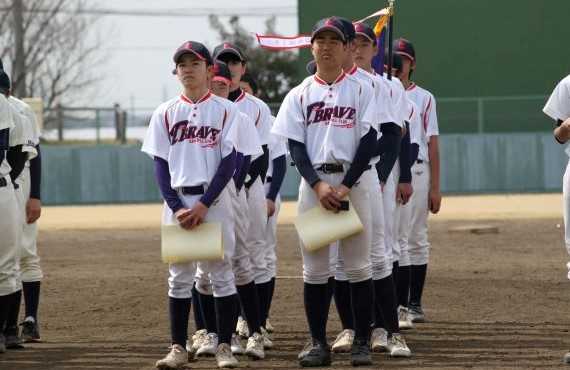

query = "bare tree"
[0,0,108,126]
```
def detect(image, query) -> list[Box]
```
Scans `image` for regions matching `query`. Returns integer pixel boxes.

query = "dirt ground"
[3,194,570,370]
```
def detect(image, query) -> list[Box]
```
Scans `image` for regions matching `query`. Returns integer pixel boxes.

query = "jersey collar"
[313,70,347,86]
[406,82,416,91]
[234,89,246,103]
[347,64,358,76]
[180,90,212,105]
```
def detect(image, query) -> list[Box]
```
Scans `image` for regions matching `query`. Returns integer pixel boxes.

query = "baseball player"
[272,17,378,367]
[393,38,441,323]
[1,74,43,343]
[191,60,266,360]
[542,75,570,364]
[142,41,242,369]
[239,73,258,96]
[212,43,275,342]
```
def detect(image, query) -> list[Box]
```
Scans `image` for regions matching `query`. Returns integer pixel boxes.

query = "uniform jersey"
[408,99,421,146]
[544,75,570,121]
[141,92,240,188]
[234,90,272,146]
[405,83,439,162]
[237,111,263,159]
[272,71,375,166]
[267,116,288,177]
[8,96,38,160]
[9,96,40,147]
[0,94,15,177]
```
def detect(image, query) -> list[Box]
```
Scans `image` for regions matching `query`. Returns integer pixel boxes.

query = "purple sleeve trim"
[200,150,237,207]
[154,157,185,214]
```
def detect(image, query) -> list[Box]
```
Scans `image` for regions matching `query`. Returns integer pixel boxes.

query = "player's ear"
[206,64,214,78]
[411,60,416,71]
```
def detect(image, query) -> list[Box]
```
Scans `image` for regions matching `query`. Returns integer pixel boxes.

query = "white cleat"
[230,333,245,355]
[388,333,412,358]
[155,344,187,369]
[265,318,275,333]
[370,327,389,352]
[260,327,274,349]
[245,332,265,360]
[188,329,207,355]
[398,306,414,330]
[196,332,218,357]
[216,343,239,368]
[236,316,249,338]
[331,329,354,353]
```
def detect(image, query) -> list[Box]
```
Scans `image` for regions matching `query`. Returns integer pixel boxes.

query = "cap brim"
[396,51,415,62]
[212,76,231,85]
[355,31,375,43]
[311,26,346,42]
[174,49,207,64]
[306,61,316,74]
[216,49,244,62]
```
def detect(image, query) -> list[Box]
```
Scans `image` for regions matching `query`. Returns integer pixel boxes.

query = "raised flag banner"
[256,34,311,50]
[355,7,390,23]
[371,15,389,75]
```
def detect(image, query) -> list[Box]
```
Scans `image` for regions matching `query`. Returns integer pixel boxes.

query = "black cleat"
[350,338,372,366]
[21,317,41,343]
[298,340,331,367]
[4,326,24,350]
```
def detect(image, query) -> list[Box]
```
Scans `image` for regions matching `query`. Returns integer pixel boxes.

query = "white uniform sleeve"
[268,116,288,160]
[256,101,273,146]
[0,95,14,132]
[358,82,375,137]
[8,105,25,147]
[424,94,439,138]
[376,83,394,125]
[141,105,170,160]
[220,104,241,158]
[408,101,421,145]
[238,112,263,158]
[22,104,40,145]
[544,76,570,121]
[272,88,305,143]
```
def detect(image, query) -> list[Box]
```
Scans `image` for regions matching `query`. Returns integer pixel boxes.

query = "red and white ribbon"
[355,7,390,23]
[255,34,311,50]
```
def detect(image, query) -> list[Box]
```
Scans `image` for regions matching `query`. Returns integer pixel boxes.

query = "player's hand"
[397,183,413,205]
[26,198,42,224]
[175,208,192,228]
[266,199,276,218]
[334,184,351,200]
[428,188,442,214]
[313,181,341,212]
[180,201,208,230]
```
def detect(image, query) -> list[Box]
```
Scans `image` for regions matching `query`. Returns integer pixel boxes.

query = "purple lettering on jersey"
[170,120,221,148]
[306,101,326,124]
[306,104,357,128]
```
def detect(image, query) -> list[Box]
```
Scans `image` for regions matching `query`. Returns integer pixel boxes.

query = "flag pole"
[387,0,395,80]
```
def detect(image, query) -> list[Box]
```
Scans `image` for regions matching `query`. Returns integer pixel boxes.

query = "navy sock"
[23,281,41,320]
[4,289,22,335]
[304,282,332,344]
[333,279,354,330]
[392,261,399,288]
[350,279,373,341]
[397,266,411,307]
[197,291,217,333]
[0,293,9,332]
[215,294,238,344]
[256,281,272,328]
[191,284,205,331]
[267,277,276,318]
[373,275,399,334]
[410,264,428,307]
[237,281,262,335]
[372,281,385,328]
[169,296,192,346]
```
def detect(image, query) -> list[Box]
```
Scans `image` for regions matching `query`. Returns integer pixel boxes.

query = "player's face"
[311,31,346,69]
[353,35,376,68]
[399,57,415,80]
[210,80,230,99]
[240,81,254,95]
[176,54,209,88]
[227,60,246,86]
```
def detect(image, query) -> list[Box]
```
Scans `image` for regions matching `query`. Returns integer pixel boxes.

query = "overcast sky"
[93,0,297,109]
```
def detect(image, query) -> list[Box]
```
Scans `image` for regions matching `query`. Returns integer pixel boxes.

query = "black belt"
[416,160,424,164]
[0,177,7,188]
[316,163,344,174]
[181,185,205,195]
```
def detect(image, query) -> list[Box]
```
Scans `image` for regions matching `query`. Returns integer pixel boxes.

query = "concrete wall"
[41,135,567,205]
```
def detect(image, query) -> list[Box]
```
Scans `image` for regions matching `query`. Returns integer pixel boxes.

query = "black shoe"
[4,326,24,350]
[350,338,372,366]
[298,339,331,367]
[21,317,41,343]
[408,304,425,323]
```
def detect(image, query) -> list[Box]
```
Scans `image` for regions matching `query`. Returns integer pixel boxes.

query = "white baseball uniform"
[260,117,288,283]
[9,96,42,283]
[272,71,376,284]
[402,83,439,266]
[0,94,23,297]
[543,75,570,276]
[141,91,240,299]
[234,91,274,284]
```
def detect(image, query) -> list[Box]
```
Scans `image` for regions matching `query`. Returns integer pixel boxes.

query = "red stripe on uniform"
[222,110,228,129]
[423,97,432,132]
[254,109,261,127]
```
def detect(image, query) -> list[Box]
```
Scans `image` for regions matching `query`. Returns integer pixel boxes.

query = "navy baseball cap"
[310,17,346,43]
[0,71,10,93]
[173,41,213,65]
[354,22,376,44]
[393,38,416,62]
[337,17,356,42]
[384,51,403,71]
[212,61,232,85]
[213,42,246,62]
[306,60,316,75]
